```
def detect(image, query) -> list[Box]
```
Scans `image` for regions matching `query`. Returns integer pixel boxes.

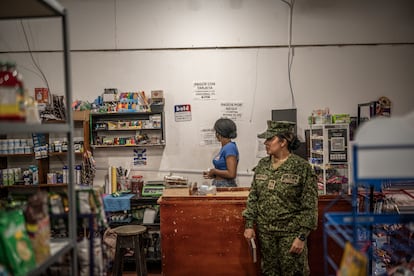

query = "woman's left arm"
[297,164,319,236]
[209,155,237,179]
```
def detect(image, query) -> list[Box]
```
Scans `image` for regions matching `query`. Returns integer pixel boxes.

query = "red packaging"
[0,62,25,121]
[34,88,49,104]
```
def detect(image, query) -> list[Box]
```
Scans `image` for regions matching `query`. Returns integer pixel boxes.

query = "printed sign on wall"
[199,127,219,146]
[220,102,244,121]
[174,104,192,122]
[193,81,216,100]
[133,148,147,166]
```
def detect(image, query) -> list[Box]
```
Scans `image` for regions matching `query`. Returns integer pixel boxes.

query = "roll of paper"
[111,166,117,193]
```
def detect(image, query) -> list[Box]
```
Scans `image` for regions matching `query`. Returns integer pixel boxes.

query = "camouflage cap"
[257,120,296,139]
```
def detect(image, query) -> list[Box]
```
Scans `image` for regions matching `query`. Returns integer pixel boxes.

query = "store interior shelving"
[323,113,414,276]
[90,109,165,149]
[0,0,78,275]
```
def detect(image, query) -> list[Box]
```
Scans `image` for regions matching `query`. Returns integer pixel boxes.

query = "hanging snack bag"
[0,209,36,276]
[24,191,51,265]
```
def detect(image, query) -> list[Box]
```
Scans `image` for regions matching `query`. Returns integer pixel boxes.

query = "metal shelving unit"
[0,0,77,275]
[309,124,351,195]
[90,110,165,148]
[323,114,414,275]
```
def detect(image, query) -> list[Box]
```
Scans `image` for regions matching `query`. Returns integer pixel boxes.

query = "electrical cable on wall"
[1,21,47,93]
[114,0,118,49]
[249,48,260,123]
[281,0,296,109]
[20,20,51,101]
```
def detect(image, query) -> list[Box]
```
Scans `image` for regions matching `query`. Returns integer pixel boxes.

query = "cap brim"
[257,131,275,139]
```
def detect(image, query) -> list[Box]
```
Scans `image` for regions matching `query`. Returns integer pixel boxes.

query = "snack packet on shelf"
[0,209,36,276]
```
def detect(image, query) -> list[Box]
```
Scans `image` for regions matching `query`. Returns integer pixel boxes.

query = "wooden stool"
[113,225,148,276]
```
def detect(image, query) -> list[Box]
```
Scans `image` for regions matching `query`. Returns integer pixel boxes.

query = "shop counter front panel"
[159,188,259,276]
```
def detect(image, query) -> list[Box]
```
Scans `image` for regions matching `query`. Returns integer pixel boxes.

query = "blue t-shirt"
[212,142,239,170]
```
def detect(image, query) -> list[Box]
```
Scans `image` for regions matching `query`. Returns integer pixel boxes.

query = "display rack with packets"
[164,174,188,188]
[142,180,165,197]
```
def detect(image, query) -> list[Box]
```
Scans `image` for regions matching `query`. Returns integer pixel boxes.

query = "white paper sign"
[256,139,267,158]
[200,127,219,146]
[193,81,216,100]
[220,102,244,121]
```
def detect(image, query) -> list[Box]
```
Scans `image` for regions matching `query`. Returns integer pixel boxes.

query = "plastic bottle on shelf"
[0,61,25,121]
[61,138,68,152]
[131,175,144,196]
[62,165,69,184]
[75,165,82,185]
[29,165,38,185]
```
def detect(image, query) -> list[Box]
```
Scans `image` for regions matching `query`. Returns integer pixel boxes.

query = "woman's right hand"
[203,170,210,179]
[244,228,255,240]
[203,168,214,179]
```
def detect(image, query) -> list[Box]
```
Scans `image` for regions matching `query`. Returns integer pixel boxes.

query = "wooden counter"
[159,188,351,276]
[159,187,259,276]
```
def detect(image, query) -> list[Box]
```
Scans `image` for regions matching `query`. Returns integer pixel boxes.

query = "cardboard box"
[151,90,164,99]
[35,88,49,104]
[73,110,90,121]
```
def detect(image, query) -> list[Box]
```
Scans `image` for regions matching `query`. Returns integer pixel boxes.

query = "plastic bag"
[337,242,368,276]
[0,209,36,276]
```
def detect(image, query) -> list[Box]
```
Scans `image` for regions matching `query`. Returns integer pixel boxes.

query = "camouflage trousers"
[258,231,310,276]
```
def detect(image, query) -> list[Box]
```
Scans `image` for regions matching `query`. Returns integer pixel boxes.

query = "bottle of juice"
[0,61,25,121]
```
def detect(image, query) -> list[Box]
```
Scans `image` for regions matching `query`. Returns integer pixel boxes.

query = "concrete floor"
[110,262,162,276]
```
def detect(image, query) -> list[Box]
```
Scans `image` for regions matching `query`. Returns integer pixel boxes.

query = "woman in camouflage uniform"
[243,120,318,276]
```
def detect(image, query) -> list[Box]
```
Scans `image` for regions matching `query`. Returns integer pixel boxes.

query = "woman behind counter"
[243,120,318,276]
[203,118,239,187]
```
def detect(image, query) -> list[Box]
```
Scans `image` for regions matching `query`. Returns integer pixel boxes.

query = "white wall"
[1,0,414,187]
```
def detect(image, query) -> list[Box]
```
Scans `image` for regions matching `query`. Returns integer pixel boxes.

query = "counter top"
[159,187,250,202]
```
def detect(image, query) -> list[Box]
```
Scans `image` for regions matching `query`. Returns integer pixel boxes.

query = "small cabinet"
[90,109,165,148]
[308,124,350,195]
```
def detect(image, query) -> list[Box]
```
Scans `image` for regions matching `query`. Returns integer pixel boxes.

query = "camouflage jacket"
[242,154,318,236]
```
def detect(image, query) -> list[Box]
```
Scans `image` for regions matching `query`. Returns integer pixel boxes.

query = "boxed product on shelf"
[107,121,118,130]
[149,114,162,128]
[103,88,118,103]
[332,114,350,124]
[73,110,90,121]
[34,88,49,104]
[151,90,164,100]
